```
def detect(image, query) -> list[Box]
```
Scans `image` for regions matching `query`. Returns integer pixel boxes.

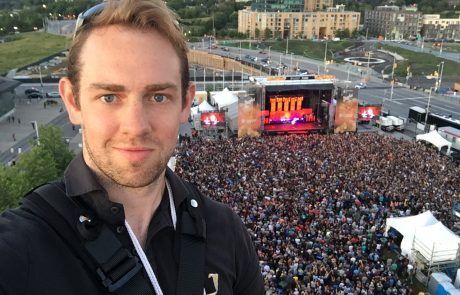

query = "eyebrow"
[88,83,178,92]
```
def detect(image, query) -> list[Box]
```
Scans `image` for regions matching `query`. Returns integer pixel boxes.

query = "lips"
[114,147,154,162]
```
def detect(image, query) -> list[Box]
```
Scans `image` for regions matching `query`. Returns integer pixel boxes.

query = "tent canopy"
[385,211,438,236]
[385,211,439,258]
[413,222,460,262]
[386,211,460,263]
[416,130,452,153]
[191,100,216,116]
[211,88,239,108]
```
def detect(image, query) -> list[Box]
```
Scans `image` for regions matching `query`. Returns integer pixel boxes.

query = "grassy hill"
[0,32,69,75]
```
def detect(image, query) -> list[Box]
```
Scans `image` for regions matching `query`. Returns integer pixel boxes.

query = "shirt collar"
[64,152,188,209]
[64,153,104,197]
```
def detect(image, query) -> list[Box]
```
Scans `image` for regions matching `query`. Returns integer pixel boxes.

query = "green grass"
[376,43,459,77]
[226,40,353,60]
[423,42,460,54]
[0,32,69,75]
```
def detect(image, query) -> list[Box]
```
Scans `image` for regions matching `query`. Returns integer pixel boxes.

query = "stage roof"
[252,76,335,92]
[265,84,334,91]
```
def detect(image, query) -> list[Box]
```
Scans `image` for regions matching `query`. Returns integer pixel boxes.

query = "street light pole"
[222,69,225,89]
[323,41,328,74]
[285,37,289,55]
[438,61,444,93]
[390,79,394,100]
[31,121,40,145]
[203,67,206,91]
[38,65,44,96]
[239,41,242,61]
[290,53,293,74]
[425,87,432,126]
[367,51,372,78]
[390,55,395,100]
[268,46,271,61]
[279,53,282,75]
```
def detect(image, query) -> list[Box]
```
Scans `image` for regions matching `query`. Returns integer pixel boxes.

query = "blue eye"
[152,94,167,103]
[101,94,117,103]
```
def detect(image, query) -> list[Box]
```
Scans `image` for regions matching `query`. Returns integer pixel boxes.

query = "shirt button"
[116,226,125,233]
[111,206,120,214]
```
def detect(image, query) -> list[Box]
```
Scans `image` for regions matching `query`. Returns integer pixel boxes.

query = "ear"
[180,82,195,123]
[59,77,82,125]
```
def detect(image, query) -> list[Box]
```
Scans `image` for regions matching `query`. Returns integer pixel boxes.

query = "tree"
[0,125,74,212]
[255,28,260,40]
[39,125,74,172]
[351,29,359,39]
[0,165,17,212]
[264,28,273,40]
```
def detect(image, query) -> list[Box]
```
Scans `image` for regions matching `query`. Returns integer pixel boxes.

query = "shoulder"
[200,193,245,231]
[0,207,37,293]
[0,207,36,250]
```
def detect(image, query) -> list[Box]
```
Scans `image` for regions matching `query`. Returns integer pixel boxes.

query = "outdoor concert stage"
[263,122,327,134]
[253,75,335,135]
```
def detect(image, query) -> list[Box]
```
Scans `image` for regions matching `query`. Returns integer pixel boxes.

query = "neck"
[101,174,166,247]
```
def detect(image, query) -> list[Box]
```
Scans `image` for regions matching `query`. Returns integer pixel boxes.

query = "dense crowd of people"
[175,133,460,294]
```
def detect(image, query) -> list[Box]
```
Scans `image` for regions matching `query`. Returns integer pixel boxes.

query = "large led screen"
[200,112,226,128]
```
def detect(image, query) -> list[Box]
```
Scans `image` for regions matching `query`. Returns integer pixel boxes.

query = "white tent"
[197,100,215,112]
[191,100,216,116]
[385,211,439,258]
[211,88,239,109]
[416,130,452,154]
[413,222,460,263]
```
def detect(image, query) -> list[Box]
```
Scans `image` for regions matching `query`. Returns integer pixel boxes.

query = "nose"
[121,98,151,137]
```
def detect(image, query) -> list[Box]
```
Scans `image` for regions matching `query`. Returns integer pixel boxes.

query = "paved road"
[0,84,79,165]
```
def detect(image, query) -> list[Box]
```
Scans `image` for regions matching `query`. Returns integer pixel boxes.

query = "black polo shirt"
[0,154,264,295]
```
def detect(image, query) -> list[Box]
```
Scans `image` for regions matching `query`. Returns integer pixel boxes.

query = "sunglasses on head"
[73,2,106,39]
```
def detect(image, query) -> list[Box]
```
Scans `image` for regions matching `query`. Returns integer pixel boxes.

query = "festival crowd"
[175,133,460,294]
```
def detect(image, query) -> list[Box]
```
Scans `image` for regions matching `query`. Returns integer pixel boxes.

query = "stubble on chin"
[83,134,170,189]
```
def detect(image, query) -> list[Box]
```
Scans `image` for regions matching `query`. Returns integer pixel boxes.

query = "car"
[25,88,40,95]
[27,93,43,99]
[296,68,309,75]
[46,91,61,98]
[222,47,229,52]
[354,83,367,89]
[45,99,58,106]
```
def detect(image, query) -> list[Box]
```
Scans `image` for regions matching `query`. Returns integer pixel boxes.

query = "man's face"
[61,25,194,188]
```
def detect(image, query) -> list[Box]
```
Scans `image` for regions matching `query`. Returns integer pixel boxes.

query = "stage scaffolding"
[411,236,460,285]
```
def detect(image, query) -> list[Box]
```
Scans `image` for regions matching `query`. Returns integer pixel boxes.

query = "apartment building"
[422,15,460,41]
[251,0,333,12]
[363,5,422,40]
[238,8,360,39]
[304,0,334,12]
[251,0,305,12]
